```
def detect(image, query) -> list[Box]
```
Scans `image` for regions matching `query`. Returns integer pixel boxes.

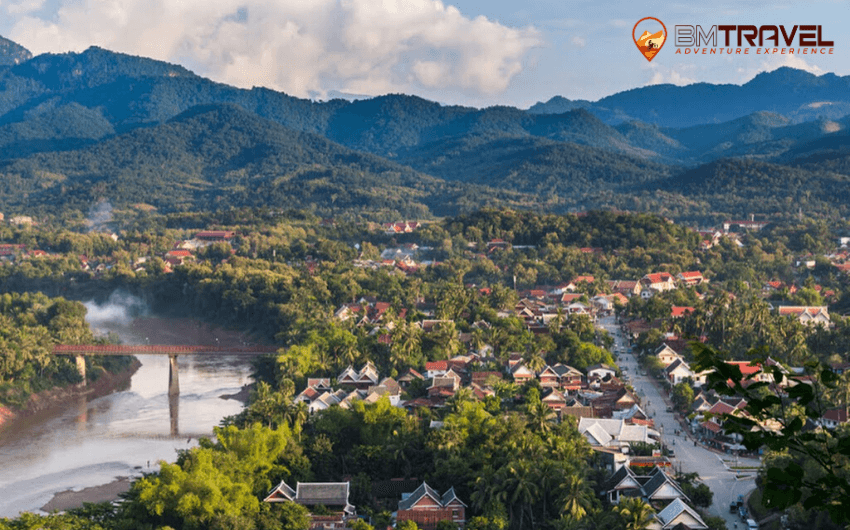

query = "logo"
[633,17,667,62]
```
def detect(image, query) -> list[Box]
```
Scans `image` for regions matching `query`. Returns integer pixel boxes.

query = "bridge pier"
[75,355,86,385]
[168,354,179,396]
[169,389,179,437]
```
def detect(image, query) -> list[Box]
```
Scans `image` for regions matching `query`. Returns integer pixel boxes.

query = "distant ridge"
[0,36,31,66]
[529,67,850,127]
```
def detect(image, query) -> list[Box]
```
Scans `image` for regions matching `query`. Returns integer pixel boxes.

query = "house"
[601,465,687,507]
[676,271,705,286]
[578,418,655,449]
[649,498,708,529]
[820,408,848,430]
[552,363,584,390]
[591,295,614,313]
[425,361,449,379]
[265,481,355,529]
[665,359,695,386]
[587,363,617,380]
[308,391,342,413]
[670,306,694,319]
[641,273,676,292]
[641,467,688,504]
[608,280,642,298]
[510,363,535,384]
[601,465,644,504]
[654,344,684,367]
[368,378,402,406]
[396,482,467,530]
[542,387,568,410]
[337,362,380,389]
[777,306,831,327]
[699,400,738,438]
[538,365,562,388]
[398,368,426,388]
[566,276,596,291]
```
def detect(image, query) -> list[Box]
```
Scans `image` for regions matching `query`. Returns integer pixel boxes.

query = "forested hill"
[0,39,850,223]
[0,104,535,219]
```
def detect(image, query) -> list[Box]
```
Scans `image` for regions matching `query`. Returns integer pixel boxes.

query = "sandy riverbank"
[41,477,134,513]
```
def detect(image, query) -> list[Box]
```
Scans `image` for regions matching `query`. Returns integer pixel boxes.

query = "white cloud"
[5,0,45,15]
[648,66,697,86]
[571,36,586,48]
[8,0,541,99]
[767,53,825,75]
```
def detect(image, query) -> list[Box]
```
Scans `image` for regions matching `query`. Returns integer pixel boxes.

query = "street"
[598,316,759,529]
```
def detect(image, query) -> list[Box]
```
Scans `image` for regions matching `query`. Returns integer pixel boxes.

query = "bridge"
[53,344,279,395]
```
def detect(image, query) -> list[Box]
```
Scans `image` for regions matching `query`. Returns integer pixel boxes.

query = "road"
[598,316,759,529]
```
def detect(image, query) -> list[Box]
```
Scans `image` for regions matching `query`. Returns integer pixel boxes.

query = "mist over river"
[0,296,256,517]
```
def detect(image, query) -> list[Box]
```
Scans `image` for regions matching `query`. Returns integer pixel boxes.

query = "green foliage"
[671,382,695,411]
[693,342,850,524]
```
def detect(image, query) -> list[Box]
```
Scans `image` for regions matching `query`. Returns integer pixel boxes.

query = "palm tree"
[524,350,546,374]
[526,399,556,434]
[448,387,475,413]
[614,497,655,530]
[557,474,593,521]
[504,459,539,529]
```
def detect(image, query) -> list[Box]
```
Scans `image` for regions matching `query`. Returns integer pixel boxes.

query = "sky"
[0,0,846,108]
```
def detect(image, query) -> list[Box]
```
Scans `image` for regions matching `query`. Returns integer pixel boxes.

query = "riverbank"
[0,358,142,438]
[41,477,134,513]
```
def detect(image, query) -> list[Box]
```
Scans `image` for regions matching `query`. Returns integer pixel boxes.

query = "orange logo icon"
[633,17,667,62]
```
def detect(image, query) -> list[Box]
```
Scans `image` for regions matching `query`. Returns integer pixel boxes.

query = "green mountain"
[0,38,847,222]
[0,104,532,219]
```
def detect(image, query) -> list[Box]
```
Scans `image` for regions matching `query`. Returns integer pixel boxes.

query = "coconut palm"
[557,474,593,521]
[614,497,655,530]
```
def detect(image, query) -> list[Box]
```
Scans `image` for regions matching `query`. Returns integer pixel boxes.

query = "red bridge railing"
[53,344,280,355]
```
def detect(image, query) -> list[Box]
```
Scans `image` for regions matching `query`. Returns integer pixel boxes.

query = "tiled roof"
[398,482,442,511]
[296,482,351,506]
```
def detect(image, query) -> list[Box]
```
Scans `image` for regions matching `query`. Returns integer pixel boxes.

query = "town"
[0,208,848,530]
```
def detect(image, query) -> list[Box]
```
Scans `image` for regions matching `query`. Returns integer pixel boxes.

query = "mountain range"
[0,38,849,223]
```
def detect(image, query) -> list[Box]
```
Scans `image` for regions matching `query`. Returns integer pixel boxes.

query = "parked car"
[729,502,738,513]
[746,518,758,529]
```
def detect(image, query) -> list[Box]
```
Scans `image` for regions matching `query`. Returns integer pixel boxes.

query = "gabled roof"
[425,361,448,372]
[655,498,708,529]
[264,480,297,502]
[398,368,425,382]
[603,465,642,492]
[587,363,616,373]
[440,487,467,507]
[398,482,443,511]
[643,272,674,284]
[641,468,686,500]
[671,306,695,318]
[552,363,582,377]
[726,361,761,377]
[823,408,848,423]
[665,358,691,375]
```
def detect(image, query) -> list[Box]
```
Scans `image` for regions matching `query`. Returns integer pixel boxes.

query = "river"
[0,313,257,518]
